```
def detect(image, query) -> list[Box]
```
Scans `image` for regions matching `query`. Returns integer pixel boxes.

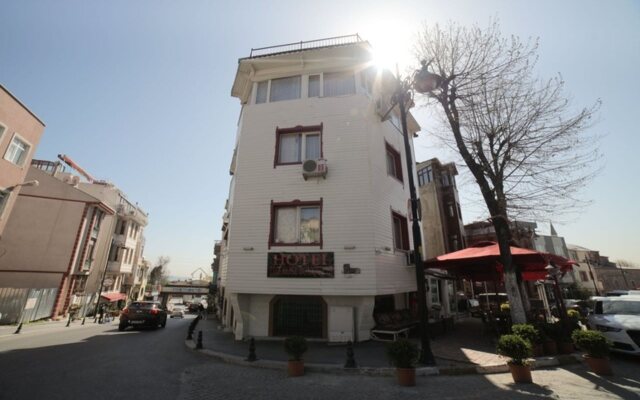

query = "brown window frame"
[391,210,410,251]
[274,124,323,168]
[385,142,403,183]
[269,199,323,249]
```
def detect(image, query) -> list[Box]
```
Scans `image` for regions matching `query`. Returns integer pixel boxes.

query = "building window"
[430,278,440,305]
[580,271,589,282]
[391,211,409,251]
[255,81,268,104]
[270,200,322,246]
[417,166,433,186]
[447,202,455,217]
[308,75,320,97]
[385,143,403,182]
[274,125,323,166]
[0,124,6,141]
[0,189,9,218]
[451,235,459,251]
[269,76,301,102]
[457,203,463,220]
[323,71,355,97]
[4,134,31,166]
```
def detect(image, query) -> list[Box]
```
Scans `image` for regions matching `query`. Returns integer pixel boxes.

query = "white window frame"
[3,132,32,167]
[0,188,10,219]
[272,204,321,245]
[276,131,321,165]
[0,122,7,143]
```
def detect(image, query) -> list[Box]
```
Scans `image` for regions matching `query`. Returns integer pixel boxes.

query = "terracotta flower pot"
[508,363,532,384]
[287,360,305,377]
[558,342,574,354]
[396,367,416,386]
[532,344,544,357]
[583,355,612,376]
[543,340,557,355]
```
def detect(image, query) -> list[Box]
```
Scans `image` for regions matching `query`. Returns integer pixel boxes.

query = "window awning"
[101,292,127,302]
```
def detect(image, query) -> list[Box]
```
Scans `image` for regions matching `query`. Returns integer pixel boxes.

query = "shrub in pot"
[512,324,542,357]
[284,336,308,377]
[540,322,560,355]
[497,334,533,384]
[572,330,612,375]
[386,339,419,386]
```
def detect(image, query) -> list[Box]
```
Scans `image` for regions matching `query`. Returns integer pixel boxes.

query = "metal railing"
[249,34,363,58]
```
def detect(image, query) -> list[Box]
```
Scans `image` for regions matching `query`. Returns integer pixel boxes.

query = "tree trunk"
[494,219,527,324]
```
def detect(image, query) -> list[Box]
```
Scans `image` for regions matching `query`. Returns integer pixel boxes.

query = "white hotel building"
[218,36,426,342]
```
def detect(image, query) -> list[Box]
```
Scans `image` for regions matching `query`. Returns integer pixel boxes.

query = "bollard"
[246,337,257,362]
[14,323,23,334]
[81,317,86,325]
[66,314,72,327]
[344,340,357,369]
[196,330,203,349]
[187,327,193,340]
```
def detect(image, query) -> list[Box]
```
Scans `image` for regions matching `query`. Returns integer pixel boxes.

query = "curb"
[185,339,581,377]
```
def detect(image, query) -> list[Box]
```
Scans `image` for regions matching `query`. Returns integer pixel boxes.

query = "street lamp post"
[385,61,443,366]
[583,256,600,296]
[545,264,569,336]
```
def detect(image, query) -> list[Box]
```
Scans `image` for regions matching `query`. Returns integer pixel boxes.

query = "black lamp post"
[545,264,569,336]
[385,61,443,366]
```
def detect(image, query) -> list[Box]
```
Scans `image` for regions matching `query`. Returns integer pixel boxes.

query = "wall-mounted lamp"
[344,245,356,250]
[242,246,254,251]
[6,179,39,191]
[343,264,361,274]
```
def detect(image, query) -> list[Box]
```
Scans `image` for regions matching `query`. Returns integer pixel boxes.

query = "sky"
[1,0,638,276]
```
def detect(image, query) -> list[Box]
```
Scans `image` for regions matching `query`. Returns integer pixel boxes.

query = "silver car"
[588,296,640,355]
[170,306,186,318]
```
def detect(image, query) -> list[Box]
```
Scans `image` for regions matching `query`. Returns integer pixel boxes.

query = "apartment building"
[416,158,466,318]
[0,164,113,321]
[0,84,46,236]
[217,36,424,342]
[78,180,148,303]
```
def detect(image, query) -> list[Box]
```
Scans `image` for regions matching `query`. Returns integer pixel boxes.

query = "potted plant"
[386,339,419,386]
[512,323,543,357]
[497,334,533,384]
[572,330,612,375]
[540,322,559,355]
[284,336,308,377]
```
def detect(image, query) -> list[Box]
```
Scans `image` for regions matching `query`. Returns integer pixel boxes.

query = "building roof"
[0,83,46,126]
[567,244,594,252]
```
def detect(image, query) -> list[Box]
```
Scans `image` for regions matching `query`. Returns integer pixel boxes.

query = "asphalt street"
[1,316,639,400]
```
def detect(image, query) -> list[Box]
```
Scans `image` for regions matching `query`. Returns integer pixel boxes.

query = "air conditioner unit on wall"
[302,158,327,180]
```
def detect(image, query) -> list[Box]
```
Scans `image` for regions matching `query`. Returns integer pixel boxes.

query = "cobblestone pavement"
[176,357,640,400]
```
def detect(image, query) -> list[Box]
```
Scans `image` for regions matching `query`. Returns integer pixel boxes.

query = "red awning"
[425,241,576,282]
[101,292,127,302]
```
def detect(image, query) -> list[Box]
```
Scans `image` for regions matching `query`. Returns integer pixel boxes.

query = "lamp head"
[412,60,444,94]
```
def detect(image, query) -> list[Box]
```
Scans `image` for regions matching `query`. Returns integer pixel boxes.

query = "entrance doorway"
[271,296,325,338]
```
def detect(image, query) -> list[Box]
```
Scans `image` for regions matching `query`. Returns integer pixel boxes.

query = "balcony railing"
[248,34,363,58]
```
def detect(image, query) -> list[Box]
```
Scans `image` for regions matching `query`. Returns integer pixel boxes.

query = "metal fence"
[0,287,58,325]
[249,34,363,58]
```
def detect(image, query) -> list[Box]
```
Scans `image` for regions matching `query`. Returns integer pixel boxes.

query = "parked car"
[587,296,640,355]
[119,301,167,331]
[171,306,186,319]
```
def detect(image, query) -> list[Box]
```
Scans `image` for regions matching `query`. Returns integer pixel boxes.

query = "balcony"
[113,233,137,249]
[107,259,133,274]
[248,34,363,58]
[116,203,148,226]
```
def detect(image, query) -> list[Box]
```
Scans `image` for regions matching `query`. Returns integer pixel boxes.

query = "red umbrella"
[424,241,576,281]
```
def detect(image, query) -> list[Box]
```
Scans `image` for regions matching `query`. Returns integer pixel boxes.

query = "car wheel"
[161,319,166,328]
[118,323,127,331]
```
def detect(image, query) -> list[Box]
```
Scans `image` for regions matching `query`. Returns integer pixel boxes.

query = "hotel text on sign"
[267,252,334,278]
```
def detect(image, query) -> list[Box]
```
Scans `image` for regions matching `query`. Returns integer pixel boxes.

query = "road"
[1,317,639,400]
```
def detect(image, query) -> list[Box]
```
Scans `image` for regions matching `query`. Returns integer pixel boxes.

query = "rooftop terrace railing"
[249,34,363,58]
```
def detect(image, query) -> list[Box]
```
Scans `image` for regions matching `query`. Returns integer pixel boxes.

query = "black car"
[119,301,167,331]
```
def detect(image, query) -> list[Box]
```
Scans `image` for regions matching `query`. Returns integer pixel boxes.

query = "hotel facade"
[217,36,426,342]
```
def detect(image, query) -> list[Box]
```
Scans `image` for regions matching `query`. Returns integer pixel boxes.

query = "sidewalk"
[185,316,578,375]
[0,317,115,338]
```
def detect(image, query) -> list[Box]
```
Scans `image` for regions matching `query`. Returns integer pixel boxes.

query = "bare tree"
[149,256,171,287]
[616,260,638,268]
[414,20,601,323]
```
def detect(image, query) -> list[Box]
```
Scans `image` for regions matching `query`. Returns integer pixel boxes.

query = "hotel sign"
[267,252,334,278]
